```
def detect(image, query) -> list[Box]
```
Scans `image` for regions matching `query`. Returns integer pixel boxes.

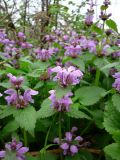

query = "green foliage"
[39,152,58,160]
[37,99,56,119]
[112,94,120,112]
[14,106,37,136]
[106,19,118,32]
[75,86,106,106]
[66,104,91,119]
[104,143,120,160]
[103,101,120,143]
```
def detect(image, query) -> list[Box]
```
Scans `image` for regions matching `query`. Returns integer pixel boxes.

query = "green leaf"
[75,86,106,106]
[39,152,58,160]
[34,81,44,89]
[1,120,19,137]
[26,155,38,160]
[31,61,50,71]
[112,94,120,112]
[65,150,93,160]
[20,57,32,72]
[0,107,17,119]
[91,25,104,35]
[104,143,120,160]
[106,19,118,32]
[101,62,120,71]
[101,5,108,10]
[14,106,37,136]
[70,58,85,72]
[103,101,120,142]
[37,99,56,119]
[55,86,71,99]
[66,104,91,119]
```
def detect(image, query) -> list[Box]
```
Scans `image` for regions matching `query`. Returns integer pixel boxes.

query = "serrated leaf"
[37,99,56,119]
[103,101,120,142]
[0,107,17,119]
[112,94,120,112]
[75,86,106,106]
[66,104,91,119]
[13,106,37,136]
[104,143,120,160]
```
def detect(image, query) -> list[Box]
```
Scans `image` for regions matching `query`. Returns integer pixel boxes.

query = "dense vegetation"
[0,0,120,159]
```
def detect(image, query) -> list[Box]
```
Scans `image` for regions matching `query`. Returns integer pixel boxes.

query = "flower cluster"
[4,73,38,108]
[99,0,112,21]
[112,72,120,92]
[64,45,81,58]
[49,90,73,112]
[50,66,83,87]
[0,138,29,160]
[34,48,58,61]
[54,127,83,156]
[85,0,94,26]
[0,31,32,68]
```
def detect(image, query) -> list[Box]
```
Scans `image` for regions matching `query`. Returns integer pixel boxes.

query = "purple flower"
[5,89,38,108]
[64,45,81,58]
[23,89,38,104]
[18,32,26,40]
[54,127,83,156]
[60,143,69,150]
[70,145,78,155]
[0,151,6,158]
[87,40,96,54]
[0,139,29,160]
[35,48,57,61]
[20,42,33,49]
[51,66,83,87]
[103,0,111,6]
[49,90,73,112]
[71,126,78,132]
[112,72,120,92]
[4,89,18,105]
[63,35,69,41]
[74,136,83,141]
[7,73,24,89]
[65,132,73,141]
[112,51,120,58]
[113,72,120,79]
[102,44,110,56]
[0,93,2,97]
[85,13,94,26]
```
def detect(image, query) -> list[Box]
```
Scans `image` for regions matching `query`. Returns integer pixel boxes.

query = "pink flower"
[51,66,83,87]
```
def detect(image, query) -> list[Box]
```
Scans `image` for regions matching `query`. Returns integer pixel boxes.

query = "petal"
[18,147,29,154]
[0,151,6,157]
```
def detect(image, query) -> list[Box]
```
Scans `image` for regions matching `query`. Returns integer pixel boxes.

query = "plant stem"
[44,114,56,149]
[59,112,62,143]
[95,68,100,86]
[23,129,28,147]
